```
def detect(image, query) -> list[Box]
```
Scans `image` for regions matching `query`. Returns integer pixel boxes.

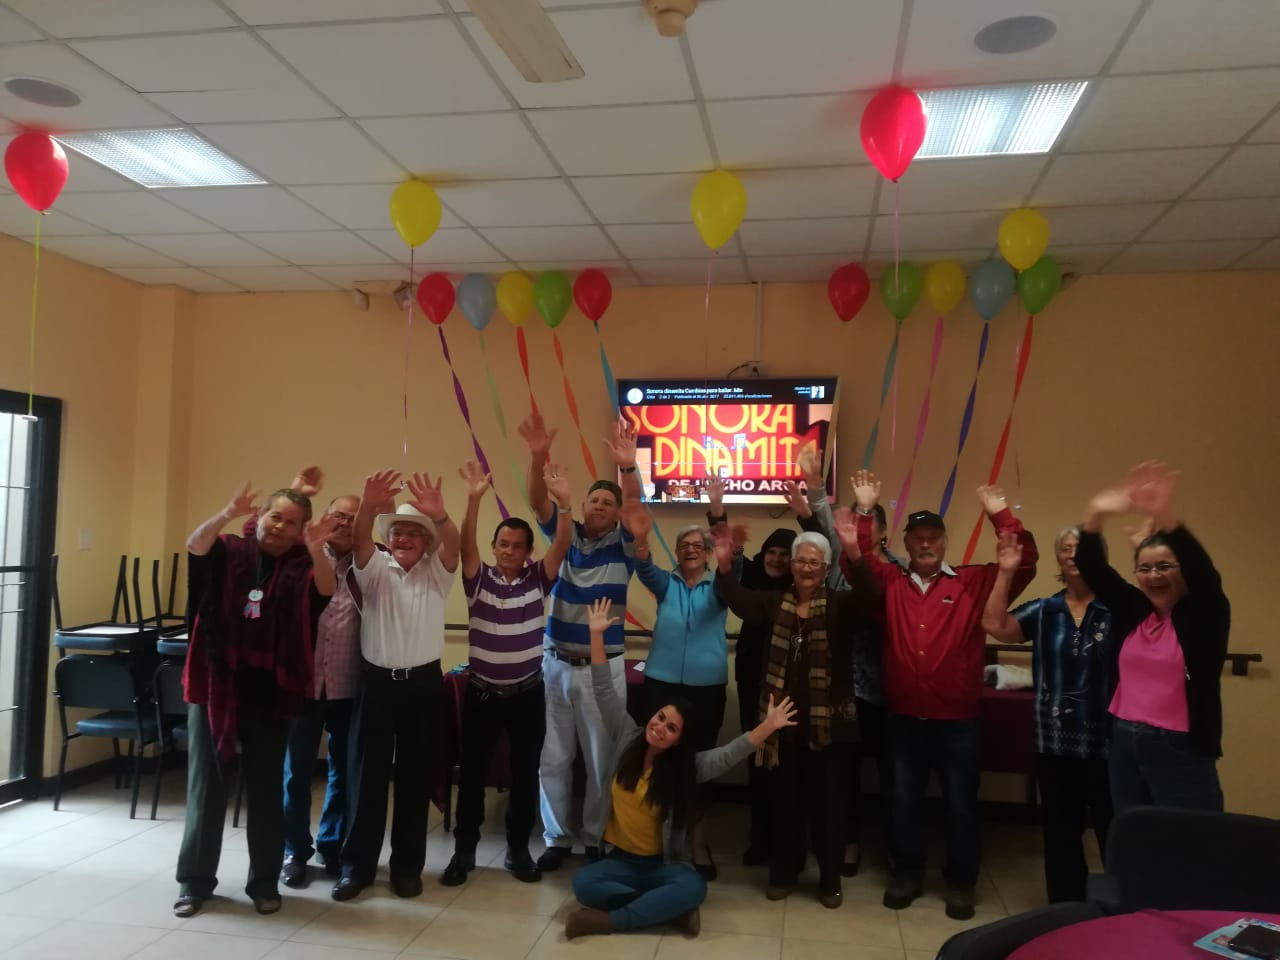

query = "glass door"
[0,389,62,804]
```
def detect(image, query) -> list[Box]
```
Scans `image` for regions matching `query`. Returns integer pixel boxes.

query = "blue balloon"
[456,273,495,331]
[969,259,1017,322]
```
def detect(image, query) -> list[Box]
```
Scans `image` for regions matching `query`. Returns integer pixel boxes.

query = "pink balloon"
[860,86,926,182]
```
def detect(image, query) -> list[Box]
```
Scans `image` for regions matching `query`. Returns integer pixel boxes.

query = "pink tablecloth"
[980,688,1034,776]
[1007,910,1280,960]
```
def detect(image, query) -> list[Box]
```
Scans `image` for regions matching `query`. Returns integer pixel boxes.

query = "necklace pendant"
[248,589,264,602]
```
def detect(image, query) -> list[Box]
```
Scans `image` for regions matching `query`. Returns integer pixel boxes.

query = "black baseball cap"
[905,510,946,532]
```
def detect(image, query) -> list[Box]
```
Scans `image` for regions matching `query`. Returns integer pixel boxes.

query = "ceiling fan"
[463,0,700,83]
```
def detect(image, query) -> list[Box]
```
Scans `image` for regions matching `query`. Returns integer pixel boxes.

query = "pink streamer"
[890,315,946,531]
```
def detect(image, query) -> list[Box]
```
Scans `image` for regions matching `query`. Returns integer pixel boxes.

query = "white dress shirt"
[353,549,456,669]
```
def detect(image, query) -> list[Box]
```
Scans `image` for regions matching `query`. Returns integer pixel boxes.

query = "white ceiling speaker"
[644,0,699,37]
[464,0,585,83]
[391,282,413,311]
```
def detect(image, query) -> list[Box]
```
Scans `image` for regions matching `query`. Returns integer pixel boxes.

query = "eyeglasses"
[792,558,826,570]
[1135,562,1180,576]
[679,543,707,553]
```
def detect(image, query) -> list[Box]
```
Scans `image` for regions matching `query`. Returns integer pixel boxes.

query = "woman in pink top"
[1075,462,1230,818]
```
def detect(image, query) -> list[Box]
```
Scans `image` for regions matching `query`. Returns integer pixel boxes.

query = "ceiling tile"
[1144,198,1280,242]
[606,223,709,259]
[205,266,339,291]
[260,20,508,116]
[1112,0,1280,72]
[6,0,233,36]
[0,43,176,130]
[528,104,711,176]
[39,235,182,268]
[740,167,877,219]
[572,173,700,223]
[1104,240,1259,273]
[1250,110,1280,143]
[516,260,633,282]
[1032,149,1226,205]
[868,210,1003,252]
[480,225,616,261]
[865,249,993,271]
[130,232,285,267]
[222,0,432,23]
[631,258,749,286]
[239,231,393,265]
[303,264,418,288]
[707,95,869,169]
[902,0,1141,87]
[0,6,44,42]
[1037,203,1167,244]
[107,266,243,292]
[162,186,339,232]
[57,156,141,192]
[288,184,462,230]
[360,114,557,180]
[1191,145,1280,199]
[739,217,869,257]
[54,192,221,234]
[1232,238,1280,270]
[747,254,857,284]
[1049,245,1125,274]
[1066,71,1280,151]
[461,6,693,108]
[0,194,104,236]
[689,0,899,99]
[357,228,505,262]
[437,180,592,227]
[198,120,405,185]
[875,157,1046,214]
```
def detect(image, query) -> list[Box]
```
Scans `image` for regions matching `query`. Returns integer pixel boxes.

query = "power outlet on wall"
[78,528,92,551]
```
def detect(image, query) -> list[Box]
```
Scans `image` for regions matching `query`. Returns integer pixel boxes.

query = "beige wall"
[2,232,1277,815]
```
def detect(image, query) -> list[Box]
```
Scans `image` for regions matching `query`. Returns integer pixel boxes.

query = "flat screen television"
[618,377,838,505]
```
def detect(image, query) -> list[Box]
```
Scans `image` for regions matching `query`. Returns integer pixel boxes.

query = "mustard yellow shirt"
[603,770,662,856]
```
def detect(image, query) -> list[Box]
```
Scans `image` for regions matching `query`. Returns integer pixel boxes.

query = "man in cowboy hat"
[332,469,460,902]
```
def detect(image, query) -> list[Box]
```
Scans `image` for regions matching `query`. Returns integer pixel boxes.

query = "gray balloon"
[456,273,496,331]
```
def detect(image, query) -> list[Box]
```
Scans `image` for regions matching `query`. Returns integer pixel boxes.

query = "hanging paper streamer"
[596,329,620,417]
[860,323,902,468]
[477,332,530,508]
[890,316,945,531]
[960,316,1035,564]
[938,322,991,518]
[515,327,539,415]
[437,326,511,520]
[552,331,601,478]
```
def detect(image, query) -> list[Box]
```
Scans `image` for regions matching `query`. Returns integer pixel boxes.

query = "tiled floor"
[0,775,1088,960]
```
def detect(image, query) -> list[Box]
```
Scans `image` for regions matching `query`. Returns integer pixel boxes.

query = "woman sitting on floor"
[565,598,797,939]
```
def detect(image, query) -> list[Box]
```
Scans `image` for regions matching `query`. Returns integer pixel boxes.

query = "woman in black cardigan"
[1077,461,1229,817]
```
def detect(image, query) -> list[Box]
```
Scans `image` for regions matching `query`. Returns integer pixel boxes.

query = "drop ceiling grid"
[0,0,1274,290]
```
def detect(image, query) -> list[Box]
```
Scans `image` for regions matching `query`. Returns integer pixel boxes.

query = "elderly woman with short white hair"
[711,525,880,909]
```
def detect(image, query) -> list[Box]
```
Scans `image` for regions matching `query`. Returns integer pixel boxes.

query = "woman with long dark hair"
[566,599,797,939]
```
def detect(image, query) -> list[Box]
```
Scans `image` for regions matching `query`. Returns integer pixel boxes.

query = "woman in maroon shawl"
[175,481,338,918]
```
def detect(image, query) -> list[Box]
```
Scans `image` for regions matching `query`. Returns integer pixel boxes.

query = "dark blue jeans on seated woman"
[572,850,707,931]
[1108,718,1224,819]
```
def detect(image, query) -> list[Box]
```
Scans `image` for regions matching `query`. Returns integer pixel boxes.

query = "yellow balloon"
[690,170,747,251]
[998,207,1050,272]
[389,180,442,248]
[925,260,966,315]
[496,272,534,327]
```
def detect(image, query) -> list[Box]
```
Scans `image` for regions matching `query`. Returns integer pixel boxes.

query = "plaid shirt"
[312,545,361,700]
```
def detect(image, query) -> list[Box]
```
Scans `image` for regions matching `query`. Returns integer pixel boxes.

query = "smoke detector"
[644,0,698,37]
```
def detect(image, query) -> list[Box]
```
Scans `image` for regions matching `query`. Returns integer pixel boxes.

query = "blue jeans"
[1108,718,1223,819]
[282,696,353,866]
[573,850,706,931]
[887,714,982,885]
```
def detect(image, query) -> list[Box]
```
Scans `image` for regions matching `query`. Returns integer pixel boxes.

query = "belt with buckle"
[468,672,543,699]
[365,659,440,681]
[547,648,623,667]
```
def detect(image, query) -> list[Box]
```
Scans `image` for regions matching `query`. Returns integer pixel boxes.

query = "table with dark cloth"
[980,688,1034,775]
[1007,910,1280,960]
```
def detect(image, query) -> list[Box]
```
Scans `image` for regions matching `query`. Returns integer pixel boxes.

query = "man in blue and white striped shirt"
[518,413,641,871]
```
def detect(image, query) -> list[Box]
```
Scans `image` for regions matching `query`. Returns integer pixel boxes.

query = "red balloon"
[827,262,870,323]
[573,268,612,324]
[417,272,455,325]
[860,86,926,182]
[4,132,70,212]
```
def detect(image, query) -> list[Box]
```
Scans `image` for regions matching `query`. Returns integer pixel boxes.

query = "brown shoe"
[765,885,793,901]
[819,888,843,909]
[565,908,614,939]
[672,908,701,936]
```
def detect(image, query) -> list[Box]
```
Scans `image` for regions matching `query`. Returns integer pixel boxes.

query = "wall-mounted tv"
[618,377,838,505]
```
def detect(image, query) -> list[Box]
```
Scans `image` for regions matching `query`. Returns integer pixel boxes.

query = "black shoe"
[391,874,424,899]
[584,845,603,863]
[253,893,283,915]
[331,876,366,902]
[882,873,924,910]
[742,845,767,866]
[945,883,976,921]
[441,851,476,887]
[173,895,204,918]
[322,859,341,878]
[537,846,571,872]
[280,856,308,888]
[841,855,862,878]
[505,848,542,883]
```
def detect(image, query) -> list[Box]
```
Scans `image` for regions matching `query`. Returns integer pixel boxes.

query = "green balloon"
[534,271,572,329]
[878,262,924,321]
[1018,255,1062,315]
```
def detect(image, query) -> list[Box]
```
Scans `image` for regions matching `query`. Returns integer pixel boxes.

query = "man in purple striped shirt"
[441,458,573,887]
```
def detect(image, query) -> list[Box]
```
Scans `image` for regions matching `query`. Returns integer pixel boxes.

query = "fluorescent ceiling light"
[54,128,266,188]
[917,81,1088,159]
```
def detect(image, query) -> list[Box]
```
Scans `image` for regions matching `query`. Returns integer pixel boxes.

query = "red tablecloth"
[980,688,1034,775]
[1007,910,1280,960]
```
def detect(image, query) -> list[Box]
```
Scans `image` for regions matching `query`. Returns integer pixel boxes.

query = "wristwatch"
[619,465,638,474]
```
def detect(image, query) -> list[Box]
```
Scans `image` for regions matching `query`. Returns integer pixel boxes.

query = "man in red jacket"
[838,471,1037,921]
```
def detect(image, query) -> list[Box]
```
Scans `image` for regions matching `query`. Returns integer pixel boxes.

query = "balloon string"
[894,179,900,293]
[402,246,415,478]
[890,314,945,531]
[860,321,901,469]
[938,320,990,518]
[26,214,42,419]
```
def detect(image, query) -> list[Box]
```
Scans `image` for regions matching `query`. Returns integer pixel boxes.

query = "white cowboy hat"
[375,503,438,552]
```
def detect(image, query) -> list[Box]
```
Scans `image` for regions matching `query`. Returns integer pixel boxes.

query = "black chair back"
[938,902,1105,960]
[55,654,141,712]
[153,661,186,719]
